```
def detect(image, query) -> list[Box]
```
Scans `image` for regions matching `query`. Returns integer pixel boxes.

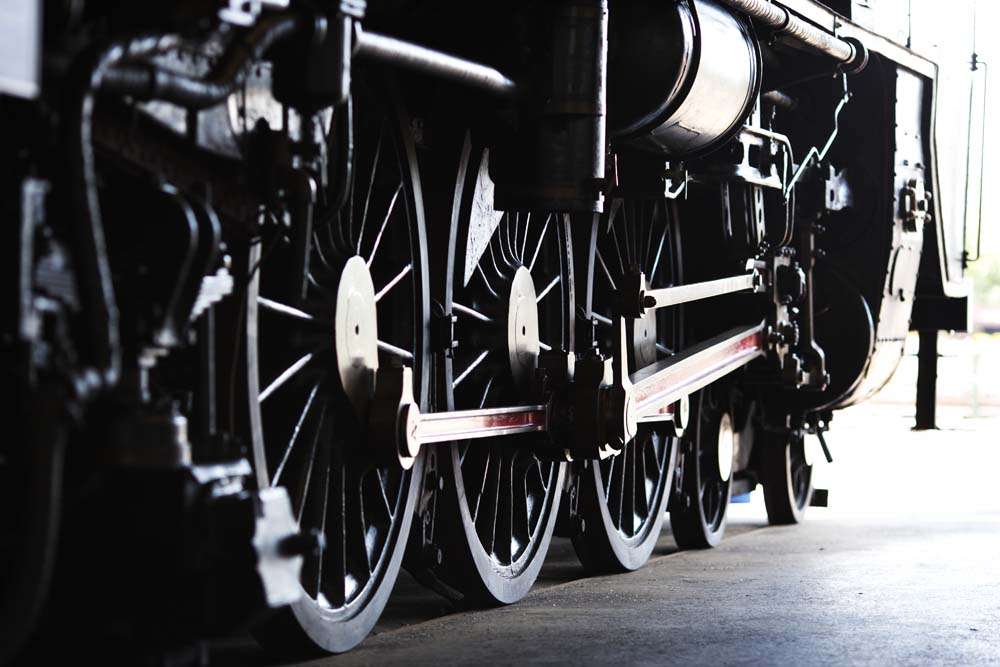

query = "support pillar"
[914,329,938,430]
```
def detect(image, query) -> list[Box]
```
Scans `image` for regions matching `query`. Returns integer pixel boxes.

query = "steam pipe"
[716,0,868,72]
[353,26,517,96]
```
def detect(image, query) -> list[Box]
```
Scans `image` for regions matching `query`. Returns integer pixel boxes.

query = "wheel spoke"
[535,275,560,303]
[609,219,627,276]
[476,453,501,554]
[323,460,348,607]
[494,452,514,563]
[272,383,320,487]
[475,264,499,299]
[623,442,637,535]
[453,301,493,323]
[528,214,551,273]
[293,401,327,523]
[596,249,617,290]
[346,471,374,576]
[506,213,518,265]
[644,202,658,273]
[259,297,316,323]
[259,347,322,404]
[374,263,413,303]
[367,182,403,267]
[520,213,531,261]
[592,311,613,327]
[453,349,489,388]
[469,448,492,521]
[378,340,414,363]
[487,237,505,278]
[355,120,385,252]
[301,448,331,598]
[635,439,650,519]
[650,227,668,281]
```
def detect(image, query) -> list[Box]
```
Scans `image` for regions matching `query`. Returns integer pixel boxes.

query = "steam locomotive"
[0,0,981,660]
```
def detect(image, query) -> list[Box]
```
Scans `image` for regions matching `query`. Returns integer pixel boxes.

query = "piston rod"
[353,26,517,96]
[716,0,866,70]
[623,267,762,318]
[643,273,760,312]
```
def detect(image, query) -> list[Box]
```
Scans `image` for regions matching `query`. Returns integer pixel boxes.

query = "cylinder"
[608,0,761,158]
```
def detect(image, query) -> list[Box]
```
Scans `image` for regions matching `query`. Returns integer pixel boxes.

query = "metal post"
[914,329,938,430]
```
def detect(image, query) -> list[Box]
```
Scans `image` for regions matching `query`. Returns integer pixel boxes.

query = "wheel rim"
[442,145,569,600]
[788,432,813,511]
[576,198,682,568]
[244,83,428,652]
[697,392,733,535]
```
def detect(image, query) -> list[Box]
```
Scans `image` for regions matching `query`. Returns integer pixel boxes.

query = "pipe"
[102,14,307,108]
[353,26,517,97]
[65,36,175,391]
[717,0,867,71]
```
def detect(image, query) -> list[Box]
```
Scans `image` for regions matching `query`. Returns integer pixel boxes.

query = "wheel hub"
[632,277,658,369]
[506,266,540,387]
[335,256,379,413]
[717,412,735,482]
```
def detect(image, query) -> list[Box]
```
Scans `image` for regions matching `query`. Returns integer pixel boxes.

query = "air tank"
[608,0,762,158]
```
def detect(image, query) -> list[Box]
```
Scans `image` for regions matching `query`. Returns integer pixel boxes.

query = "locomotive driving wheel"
[761,425,814,524]
[242,80,429,654]
[571,198,683,572]
[425,139,571,604]
[670,387,735,549]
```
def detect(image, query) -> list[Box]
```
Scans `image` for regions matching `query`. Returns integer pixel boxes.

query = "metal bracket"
[785,73,851,199]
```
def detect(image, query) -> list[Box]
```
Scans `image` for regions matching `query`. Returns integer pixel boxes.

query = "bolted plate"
[507,266,540,387]
[335,255,379,414]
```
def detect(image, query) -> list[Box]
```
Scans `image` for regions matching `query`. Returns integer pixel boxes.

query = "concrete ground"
[214,335,1000,666]
[233,397,996,667]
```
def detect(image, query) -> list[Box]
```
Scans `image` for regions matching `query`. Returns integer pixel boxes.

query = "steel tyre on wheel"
[761,426,814,525]
[669,387,734,549]
[241,78,429,654]
[571,199,684,573]
[418,136,571,604]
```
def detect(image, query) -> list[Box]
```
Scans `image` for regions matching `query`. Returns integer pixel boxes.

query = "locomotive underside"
[0,0,971,660]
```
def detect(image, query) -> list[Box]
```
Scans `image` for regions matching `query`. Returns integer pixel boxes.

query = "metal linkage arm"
[369,366,549,470]
[415,405,548,445]
[622,265,763,318]
[629,323,767,421]
[584,319,767,460]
